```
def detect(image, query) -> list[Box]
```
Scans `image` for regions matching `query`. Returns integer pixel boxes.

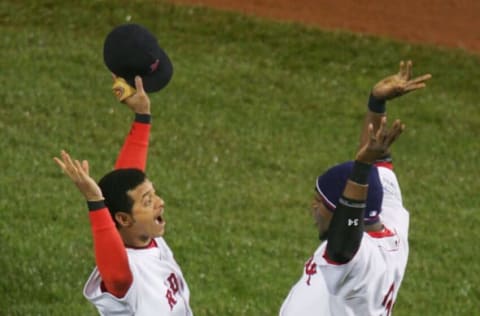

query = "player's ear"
[115,212,134,227]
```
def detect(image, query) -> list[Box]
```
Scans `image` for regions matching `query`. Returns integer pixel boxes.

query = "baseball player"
[280,61,431,316]
[54,76,193,315]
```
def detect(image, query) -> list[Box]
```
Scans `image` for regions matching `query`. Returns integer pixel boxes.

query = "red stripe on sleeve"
[114,122,151,171]
[89,209,133,298]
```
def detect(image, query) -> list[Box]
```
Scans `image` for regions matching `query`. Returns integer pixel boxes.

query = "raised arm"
[326,118,404,263]
[54,150,133,297]
[113,76,152,171]
[359,60,431,153]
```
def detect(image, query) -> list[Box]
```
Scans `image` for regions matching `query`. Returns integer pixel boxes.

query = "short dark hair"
[98,168,146,220]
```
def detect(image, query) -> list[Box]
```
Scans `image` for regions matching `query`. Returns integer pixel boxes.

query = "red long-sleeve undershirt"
[114,119,150,171]
[89,116,151,298]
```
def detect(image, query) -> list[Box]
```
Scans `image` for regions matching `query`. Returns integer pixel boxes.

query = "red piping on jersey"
[367,227,395,238]
[374,161,393,170]
[126,238,158,249]
[323,227,395,265]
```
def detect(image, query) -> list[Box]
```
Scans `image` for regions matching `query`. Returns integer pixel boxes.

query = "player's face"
[127,179,166,242]
[312,192,332,240]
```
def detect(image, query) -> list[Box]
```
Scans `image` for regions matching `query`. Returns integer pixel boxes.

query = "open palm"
[372,60,432,100]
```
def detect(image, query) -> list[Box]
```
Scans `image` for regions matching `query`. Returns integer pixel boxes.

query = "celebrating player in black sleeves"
[280,61,431,316]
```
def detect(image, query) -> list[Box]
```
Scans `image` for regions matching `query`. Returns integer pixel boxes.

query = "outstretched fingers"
[53,157,65,172]
[74,159,87,178]
[53,150,72,172]
[402,73,432,93]
[53,150,85,182]
[398,60,413,79]
[409,73,432,84]
[385,119,405,147]
[398,60,406,78]
[374,117,388,142]
[405,60,413,80]
[369,117,404,150]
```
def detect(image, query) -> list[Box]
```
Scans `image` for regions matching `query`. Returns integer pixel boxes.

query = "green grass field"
[1,0,479,315]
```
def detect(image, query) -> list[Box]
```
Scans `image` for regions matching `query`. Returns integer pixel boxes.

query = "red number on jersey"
[304,257,317,286]
[382,283,395,316]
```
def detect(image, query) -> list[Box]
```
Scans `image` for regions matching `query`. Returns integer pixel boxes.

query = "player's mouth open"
[155,215,164,224]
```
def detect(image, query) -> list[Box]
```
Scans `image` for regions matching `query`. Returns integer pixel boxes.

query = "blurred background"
[0,0,479,315]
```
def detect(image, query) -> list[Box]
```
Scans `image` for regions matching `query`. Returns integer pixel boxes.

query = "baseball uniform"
[279,256,331,315]
[84,237,192,316]
[280,165,409,316]
[82,114,193,315]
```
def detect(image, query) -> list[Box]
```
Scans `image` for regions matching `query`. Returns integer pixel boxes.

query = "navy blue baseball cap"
[315,161,383,224]
[103,23,173,93]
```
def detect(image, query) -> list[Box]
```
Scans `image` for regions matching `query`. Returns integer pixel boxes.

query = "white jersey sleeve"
[377,166,410,238]
[83,269,138,315]
[83,237,193,316]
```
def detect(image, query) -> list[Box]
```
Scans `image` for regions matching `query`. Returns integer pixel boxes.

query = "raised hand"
[372,60,432,101]
[53,150,104,201]
[356,117,404,164]
[112,75,151,114]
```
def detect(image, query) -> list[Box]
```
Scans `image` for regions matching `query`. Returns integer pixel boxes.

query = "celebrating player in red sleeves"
[280,61,431,316]
[54,76,193,315]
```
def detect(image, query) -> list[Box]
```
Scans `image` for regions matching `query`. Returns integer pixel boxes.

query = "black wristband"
[350,160,372,185]
[368,93,386,113]
[135,113,151,124]
[87,200,106,211]
[339,196,366,209]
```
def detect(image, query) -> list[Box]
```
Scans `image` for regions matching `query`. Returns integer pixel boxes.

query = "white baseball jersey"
[279,257,331,316]
[280,166,409,316]
[84,237,193,316]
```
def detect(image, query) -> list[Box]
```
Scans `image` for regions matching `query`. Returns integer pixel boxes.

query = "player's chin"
[154,225,165,237]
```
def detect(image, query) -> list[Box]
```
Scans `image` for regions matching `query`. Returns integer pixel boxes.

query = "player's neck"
[125,238,157,249]
[119,230,153,248]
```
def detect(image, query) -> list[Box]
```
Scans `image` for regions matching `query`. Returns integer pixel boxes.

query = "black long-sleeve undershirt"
[326,161,371,264]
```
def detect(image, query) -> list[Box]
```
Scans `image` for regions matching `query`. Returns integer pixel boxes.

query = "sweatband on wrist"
[339,196,366,209]
[87,200,106,211]
[368,93,386,113]
[135,113,151,124]
[350,160,372,185]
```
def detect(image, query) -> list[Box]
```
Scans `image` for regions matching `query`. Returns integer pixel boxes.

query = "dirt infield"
[169,0,480,55]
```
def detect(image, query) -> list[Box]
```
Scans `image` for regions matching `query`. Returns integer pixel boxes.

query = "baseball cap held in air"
[103,23,173,93]
[315,161,383,224]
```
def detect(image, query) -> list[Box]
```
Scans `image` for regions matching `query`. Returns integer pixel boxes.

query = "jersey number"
[304,257,317,286]
[382,283,395,316]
